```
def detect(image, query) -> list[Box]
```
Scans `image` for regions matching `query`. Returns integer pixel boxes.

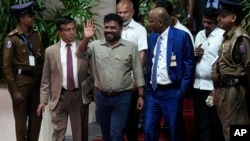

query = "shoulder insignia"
[239,44,246,55]
[7,29,18,37]
[6,40,12,48]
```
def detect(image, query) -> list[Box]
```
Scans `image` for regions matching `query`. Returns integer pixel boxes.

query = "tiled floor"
[0,88,101,141]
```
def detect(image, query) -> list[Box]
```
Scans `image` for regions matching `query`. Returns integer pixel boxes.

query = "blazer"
[146,26,195,92]
[40,40,89,110]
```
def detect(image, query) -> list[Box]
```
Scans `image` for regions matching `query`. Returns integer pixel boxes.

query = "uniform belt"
[213,78,240,88]
[98,89,130,97]
[61,88,79,92]
[15,68,35,77]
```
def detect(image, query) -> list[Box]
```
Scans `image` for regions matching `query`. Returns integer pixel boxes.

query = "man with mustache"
[76,13,145,141]
[211,0,250,141]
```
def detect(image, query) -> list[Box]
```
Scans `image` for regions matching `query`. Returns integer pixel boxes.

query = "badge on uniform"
[239,44,246,55]
[6,40,12,48]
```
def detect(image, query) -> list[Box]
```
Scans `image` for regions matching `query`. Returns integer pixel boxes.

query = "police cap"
[11,2,35,15]
[219,0,245,14]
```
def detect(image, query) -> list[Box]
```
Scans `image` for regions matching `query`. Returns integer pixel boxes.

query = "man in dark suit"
[36,16,89,141]
[144,7,195,141]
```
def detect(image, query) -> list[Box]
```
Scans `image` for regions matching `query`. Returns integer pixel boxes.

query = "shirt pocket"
[221,42,231,59]
[114,54,131,70]
[96,53,109,69]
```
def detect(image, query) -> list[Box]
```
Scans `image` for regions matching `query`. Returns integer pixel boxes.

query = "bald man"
[144,7,195,141]
[117,1,148,140]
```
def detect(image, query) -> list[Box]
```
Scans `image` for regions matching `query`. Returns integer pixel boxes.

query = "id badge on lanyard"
[21,34,35,66]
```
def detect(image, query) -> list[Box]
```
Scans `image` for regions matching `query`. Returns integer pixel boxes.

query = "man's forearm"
[139,50,146,65]
[79,38,90,52]
[138,87,144,97]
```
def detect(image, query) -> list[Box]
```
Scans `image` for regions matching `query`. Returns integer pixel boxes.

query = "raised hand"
[83,20,96,39]
[195,44,204,57]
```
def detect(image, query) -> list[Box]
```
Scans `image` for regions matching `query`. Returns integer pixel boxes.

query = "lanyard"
[21,34,34,55]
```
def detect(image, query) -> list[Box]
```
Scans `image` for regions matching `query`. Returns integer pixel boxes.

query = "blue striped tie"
[151,36,162,90]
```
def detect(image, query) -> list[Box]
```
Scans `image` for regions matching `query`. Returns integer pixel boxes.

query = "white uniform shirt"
[60,40,78,89]
[193,27,224,90]
[121,19,148,51]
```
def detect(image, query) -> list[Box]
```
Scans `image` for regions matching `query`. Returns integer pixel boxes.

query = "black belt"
[153,83,175,89]
[61,88,79,92]
[15,68,35,78]
[213,78,240,88]
[98,89,131,97]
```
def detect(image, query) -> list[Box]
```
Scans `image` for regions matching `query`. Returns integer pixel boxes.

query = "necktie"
[151,36,162,90]
[66,44,75,91]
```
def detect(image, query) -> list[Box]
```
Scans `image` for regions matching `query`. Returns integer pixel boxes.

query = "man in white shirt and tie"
[37,16,90,141]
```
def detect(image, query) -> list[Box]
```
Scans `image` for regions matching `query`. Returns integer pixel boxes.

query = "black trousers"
[193,88,225,141]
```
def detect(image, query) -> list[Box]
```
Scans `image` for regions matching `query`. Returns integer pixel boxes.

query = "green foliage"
[0,0,31,84]
[36,0,100,47]
[242,0,250,34]
[0,0,99,84]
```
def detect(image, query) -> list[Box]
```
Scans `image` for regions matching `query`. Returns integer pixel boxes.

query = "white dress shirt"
[60,40,78,89]
[193,27,224,90]
[151,27,172,85]
[121,19,148,51]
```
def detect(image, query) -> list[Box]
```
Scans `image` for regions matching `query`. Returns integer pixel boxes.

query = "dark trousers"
[95,90,132,141]
[193,88,224,141]
[144,85,185,141]
[11,75,42,141]
[125,90,140,141]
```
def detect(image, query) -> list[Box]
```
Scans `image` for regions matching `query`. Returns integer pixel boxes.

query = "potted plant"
[242,0,250,33]
[0,0,99,84]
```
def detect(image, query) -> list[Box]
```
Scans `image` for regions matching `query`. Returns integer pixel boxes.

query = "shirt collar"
[60,39,75,48]
[99,38,126,48]
[123,19,135,29]
[160,26,169,39]
[224,26,237,40]
[16,26,34,35]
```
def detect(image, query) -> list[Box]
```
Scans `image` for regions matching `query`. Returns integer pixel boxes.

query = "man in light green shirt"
[76,13,144,141]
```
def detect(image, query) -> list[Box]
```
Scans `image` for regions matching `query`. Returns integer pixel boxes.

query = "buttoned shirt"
[121,19,148,51]
[60,40,78,89]
[211,26,250,80]
[151,27,172,85]
[3,26,44,92]
[76,39,145,92]
[193,27,224,90]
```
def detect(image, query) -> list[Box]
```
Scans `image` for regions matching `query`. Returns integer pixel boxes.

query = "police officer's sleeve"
[3,37,18,92]
[235,36,250,88]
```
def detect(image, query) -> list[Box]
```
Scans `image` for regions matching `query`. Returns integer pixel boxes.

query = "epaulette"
[7,29,19,37]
